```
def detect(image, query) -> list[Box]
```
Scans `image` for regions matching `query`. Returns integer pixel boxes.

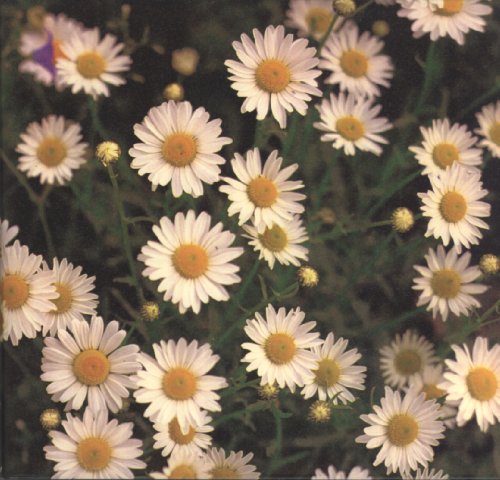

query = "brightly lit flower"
[205,447,261,479]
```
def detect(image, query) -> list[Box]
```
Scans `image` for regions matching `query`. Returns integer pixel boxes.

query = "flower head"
[285,0,342,40]
[475,100,500,158]
[205,447,260,480]
[96,141,121,166]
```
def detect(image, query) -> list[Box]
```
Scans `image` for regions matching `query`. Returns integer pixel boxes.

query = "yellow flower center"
[435,0,464,15]
[162,133,198,167]
[36,137,67,167]
[172,244,209,279]
[488,122,500,147]
[76,437,112,472]
[162,367,197,400]
[170,464,198,479]
[76,51,107,79]
[247,176,278,208]
[51,283,73,314]
[255,59,291,94]
[1,274,30,310]
[264,332,297,365]
[394,349,422,376]
[432,143,459,169]
[431,269,461,299]
[73,349,110,386]
[305,8,333,35]
[259,224,288,252]
[439,191,467,223]
[314,358,341,387]
[422,383,446,400]
[466,367,498,401]
[336,116,365,141]
[210,466,239,479]
[168,417,196,445]
[387,414,419,447]
[339,50,368,79]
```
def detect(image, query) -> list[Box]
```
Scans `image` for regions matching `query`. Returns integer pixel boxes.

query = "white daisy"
[241,304,322,392]
[1,241,57,346]
[57,27,132,98]
[319,20,393,98]
[398,0,444,6]
[205,447,260,479]
[219,148,306,232]
[0,218,19,251]
[152,410,213,457]
[16,115,88,185]
[41,316,140,413]
[410,118,482,176]
[302,332,367,403]
[439,336,500,432]
[314,92,392,156]
[242,215,309,269]
[418,162,491,253]
[139,210,243,314]
[412,245,487,322]
[403,467,449,480]
[475,100,500,158]
[312,464,372,479]
[134,338,227,434]
[41,258,98,336]
[225,25,322,129]
[356,386,445,475]
[397,0,492,46]
[149,450,209,479]
[44,407,146,479]
[129,100,232,197]
[380,330,438,389]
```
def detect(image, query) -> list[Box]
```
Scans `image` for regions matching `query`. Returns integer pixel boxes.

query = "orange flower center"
[336,116,365,141]
[259,224,288,252]
[432,143,459,169]
[247,176,278,208]
[436,0,464,15]
[422,383,446,400]
[264,333,296,365]
[162,367,197,400]
[1,274,30,310]
[439,191,467,223]
[210,466,239,479]
[162,133,198,167]
[172,244,209,279]
[36,137,67,167]
[52,39,67,63]
[255,59,291,94]
[168,417,196,444]
[73,349,110,386]
[314,358,341,387]
[488,122,500,147]
[394,349,422,376]
[52,282,73,314]
[340,50,368,78]
[76,51,107,79]
[466,367,498,401]
[170,464,198,479]
[305,8,333,35]
[431,269,461,299]
[76,437,112,472]
[387,414,419,447]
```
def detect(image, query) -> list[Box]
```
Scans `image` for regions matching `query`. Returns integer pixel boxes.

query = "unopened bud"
[391,207,414,233]
[333,0,356,16]
[297,266,319,288]
[96,141,121,166]
[172,47,200,76]
[40,409,61,430]
[163,82,184,102]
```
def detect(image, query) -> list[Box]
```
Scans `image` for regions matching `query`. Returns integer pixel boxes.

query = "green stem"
[1,150,40,204]
[415,41,440,114]
[266,404,284,476]
[212,401,269,427]
[317,13,337,54]
[88,97,111,140]
[38,186,56,259]
[314,219,392,242]
[350,0,375,17]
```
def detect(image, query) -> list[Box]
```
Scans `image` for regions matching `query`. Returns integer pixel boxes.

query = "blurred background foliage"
[1,0,500,477]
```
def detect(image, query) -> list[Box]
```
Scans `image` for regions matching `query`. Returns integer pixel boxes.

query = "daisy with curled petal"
[241,304,322,392]
[1,241,57,346]
[205,447,260,480]
[314,92,392,156]
[149,450,209,479]
[319,20,393,98]
[312,464,372,480]
[380,330,438,389]
[134,338,227,434]
[397,0,492,46]
[41,258,98,336]
[302,332,367,403]
[410,118,483,176]
[356,386,445,475]
[242,215,309,269]
[44,407,146,479]
[129,100,232,197]
[403,467,449,480]
[412,245,487,322]
[475,100,500,158]
[16,115,88,185]
[139,210,243,314]
[57,27,132,98]
[225,25,322,129]
[219,148,306,232]
[439,336,500,432]
[41,316,140,413]
[0,218,19,251]
[418,162,490,253]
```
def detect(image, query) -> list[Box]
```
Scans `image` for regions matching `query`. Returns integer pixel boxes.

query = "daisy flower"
[129,100,232,197]
[0,218,19,251]
[219,148,306,232]
[41,258,98,336]
[439,336,500,432]
[403,467,449,480]
[319,21,393,98]
[139,210,243,314]
[56,27,132,98]
[410,118,482,176]
[44,408,146,478]
[397,0,492,46]
[241,304,322,392]
[16,115,88,185]
[225,25,322,129]
[302,332,367,403]
[149,450,209,479]
[205,447,260,479]
[418,162,490,253]
[41,316,140,413]
[314,92,392,156]
[1,241,57,345]
[312,465,372,479]
[134,338,227,434]
[475,100,500,158]
[356,386,445,475]
[412,245,487,322]
[152,410,213,457]
[242,215,309,269]
[380,330,438,389]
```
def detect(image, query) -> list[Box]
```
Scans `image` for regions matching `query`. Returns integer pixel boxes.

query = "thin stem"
[38,186,56,259]
[1,150,40,203]
[351,0,375,17]
[317,13,337,54]
[456,81,500,120]
[314,219,392,242]
[87,97,111,140]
